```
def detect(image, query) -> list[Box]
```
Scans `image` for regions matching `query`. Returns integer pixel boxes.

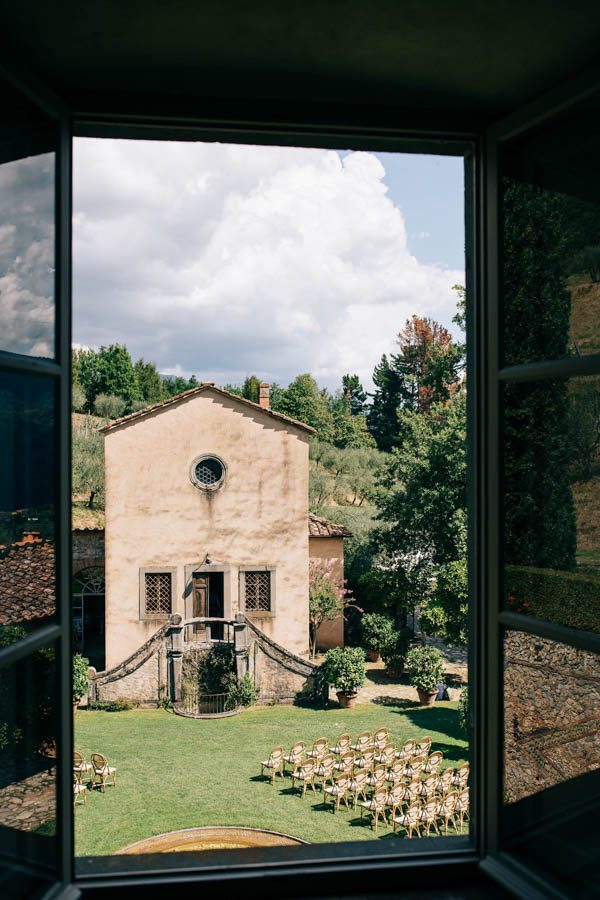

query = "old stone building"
[95,382,349,682]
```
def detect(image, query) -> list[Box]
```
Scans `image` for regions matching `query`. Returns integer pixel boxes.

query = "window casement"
[139,567,176,619]
[240,568,275,616]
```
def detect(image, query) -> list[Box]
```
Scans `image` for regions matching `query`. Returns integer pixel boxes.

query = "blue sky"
[376,153,464,270]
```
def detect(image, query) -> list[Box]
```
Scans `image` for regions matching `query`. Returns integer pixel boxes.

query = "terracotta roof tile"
[0,539,56,626]
[308,513,352,538]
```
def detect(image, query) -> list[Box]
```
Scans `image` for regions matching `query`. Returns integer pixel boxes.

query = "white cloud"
[73,139,463,391]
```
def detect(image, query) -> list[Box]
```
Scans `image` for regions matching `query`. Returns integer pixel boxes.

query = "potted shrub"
[405,644,445,706]
[361,612,394,662]
[322,646,366,708]
[72,653,90,712]
[380,628,411,678]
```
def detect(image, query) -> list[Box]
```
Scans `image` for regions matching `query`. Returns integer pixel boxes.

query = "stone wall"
[72,527,104,574]
[88,614,322,707]
[240,615,323,702]
[504,630,600,804]
[89,620,169,706]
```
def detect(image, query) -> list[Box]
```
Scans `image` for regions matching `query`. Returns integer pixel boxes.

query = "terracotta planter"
[417,688,438,707]
[336,691,358,709]
[366,649,380,663]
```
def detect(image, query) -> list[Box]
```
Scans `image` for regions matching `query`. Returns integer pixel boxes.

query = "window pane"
[503,376,600,634]
[0,152,55,359]
[501,93,600,365]
[0,645,58,883]
[502,629,600,895]
[0,373,56,643]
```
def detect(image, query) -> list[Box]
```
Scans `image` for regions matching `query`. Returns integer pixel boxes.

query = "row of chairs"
[259,732,470,836]
[73,750,117,805]
[261,729,434,785]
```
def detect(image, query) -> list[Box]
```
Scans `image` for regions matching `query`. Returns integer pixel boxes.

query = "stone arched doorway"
[72,566,105,670]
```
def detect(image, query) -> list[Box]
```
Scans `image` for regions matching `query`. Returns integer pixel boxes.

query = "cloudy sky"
[72,139,464,392]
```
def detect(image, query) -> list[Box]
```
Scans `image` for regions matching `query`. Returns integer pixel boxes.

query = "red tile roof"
[0,536,56,626]
[308,513,352,538]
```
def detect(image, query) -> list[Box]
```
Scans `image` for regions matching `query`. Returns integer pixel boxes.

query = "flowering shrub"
[506,593,529,615]
[309,560,360,657]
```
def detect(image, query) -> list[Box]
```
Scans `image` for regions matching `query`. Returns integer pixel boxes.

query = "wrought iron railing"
[176,690,238,718]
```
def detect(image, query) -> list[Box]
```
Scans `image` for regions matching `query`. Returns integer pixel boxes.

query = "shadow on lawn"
[370,696,420,709]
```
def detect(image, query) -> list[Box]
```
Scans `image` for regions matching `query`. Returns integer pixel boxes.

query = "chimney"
[20,531,42,544]
[258,383,270,409]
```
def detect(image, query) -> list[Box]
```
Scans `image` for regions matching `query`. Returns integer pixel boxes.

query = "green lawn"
[74,701,467,856]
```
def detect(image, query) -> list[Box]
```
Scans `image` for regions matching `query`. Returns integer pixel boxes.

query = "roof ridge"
[99,383,315,435]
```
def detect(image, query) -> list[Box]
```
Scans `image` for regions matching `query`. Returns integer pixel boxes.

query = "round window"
[190,455,226,491]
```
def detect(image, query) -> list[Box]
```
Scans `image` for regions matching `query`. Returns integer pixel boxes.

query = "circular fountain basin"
[117,826,307,854]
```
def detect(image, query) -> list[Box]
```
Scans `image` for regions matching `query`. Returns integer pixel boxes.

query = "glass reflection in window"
[0,152,55,358]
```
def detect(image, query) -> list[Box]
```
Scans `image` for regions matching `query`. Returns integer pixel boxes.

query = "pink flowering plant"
[308,560,361,658]
[506,593,529,615]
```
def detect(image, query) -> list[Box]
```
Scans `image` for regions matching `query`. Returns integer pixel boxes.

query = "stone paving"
[323,639,468,706]
[0,762,56,832]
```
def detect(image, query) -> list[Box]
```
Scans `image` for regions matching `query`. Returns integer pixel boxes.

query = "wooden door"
[192,574,209,637]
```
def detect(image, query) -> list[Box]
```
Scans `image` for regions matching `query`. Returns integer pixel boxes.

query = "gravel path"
[324,640,468,706]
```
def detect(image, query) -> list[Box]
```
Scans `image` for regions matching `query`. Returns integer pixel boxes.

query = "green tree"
[420,558,468,646]
[223,383,243,396]
[72,420,104,508]
[331,393,375,448]
[367,354,404,452]
[162,374,199,398]
[72,383,86,412]
[77,344,140,409]
[134,358,163,403]
[342,373,367,416]
[367,316,463,452]
[93,393,126,419]
[373,393,467,632]
[242,375,261,404]
[278,374,334,440]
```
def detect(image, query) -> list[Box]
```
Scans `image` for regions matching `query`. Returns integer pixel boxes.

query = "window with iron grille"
[244,571,271,612]
[144,572,172,616]
[190,454,226,491]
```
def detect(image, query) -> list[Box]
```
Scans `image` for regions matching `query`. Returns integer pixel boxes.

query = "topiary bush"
[405,644,445,693]
[380,627,411,674]
[322,646,366,694]
[361,612,395,654]
[505,565,600,633]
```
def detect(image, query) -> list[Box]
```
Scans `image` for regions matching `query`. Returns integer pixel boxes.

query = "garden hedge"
[505,565,600,633]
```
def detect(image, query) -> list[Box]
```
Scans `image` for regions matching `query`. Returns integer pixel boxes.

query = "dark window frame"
[139,568,176,620]
[0,54,598,900]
